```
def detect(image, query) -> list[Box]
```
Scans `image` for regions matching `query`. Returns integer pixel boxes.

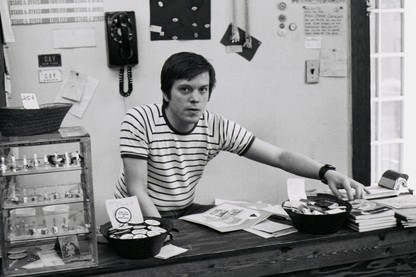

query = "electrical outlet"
[305,60,320,84]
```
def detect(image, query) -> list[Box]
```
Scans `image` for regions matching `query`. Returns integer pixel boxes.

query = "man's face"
[164,72,210,133]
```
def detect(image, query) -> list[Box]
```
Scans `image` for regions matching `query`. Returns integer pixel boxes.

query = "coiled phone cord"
[119,65,133,97]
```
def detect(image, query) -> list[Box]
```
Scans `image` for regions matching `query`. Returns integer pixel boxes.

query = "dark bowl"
[100,217,173,259]
[283,194,352,235]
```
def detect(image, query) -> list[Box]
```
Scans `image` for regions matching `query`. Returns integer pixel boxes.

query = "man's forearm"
[279,150,322,180]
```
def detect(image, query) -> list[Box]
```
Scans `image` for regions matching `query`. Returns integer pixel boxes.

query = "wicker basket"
[0,103,72,136]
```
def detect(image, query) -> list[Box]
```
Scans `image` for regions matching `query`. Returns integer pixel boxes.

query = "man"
[115,52,369,219]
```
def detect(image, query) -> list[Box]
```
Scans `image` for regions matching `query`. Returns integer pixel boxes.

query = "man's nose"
[190,91,200,103]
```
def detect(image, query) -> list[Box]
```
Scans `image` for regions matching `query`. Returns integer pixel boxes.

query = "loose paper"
[37,251,65,267]
[261,204,290,220]
[155,244,188,259]
[287,178,307,201]
[305,37,321,49]
[251,219,294,234]
[21,93,40,109]
[320,48,347,77]
[55,73,98,118]
[61,70,87,102]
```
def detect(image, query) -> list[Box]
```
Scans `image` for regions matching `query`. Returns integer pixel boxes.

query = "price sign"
[21,93,40,109]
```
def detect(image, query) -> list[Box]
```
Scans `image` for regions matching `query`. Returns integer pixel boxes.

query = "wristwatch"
[319,164,336,184]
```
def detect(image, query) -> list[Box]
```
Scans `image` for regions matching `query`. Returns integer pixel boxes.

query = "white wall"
[5,0,352,225]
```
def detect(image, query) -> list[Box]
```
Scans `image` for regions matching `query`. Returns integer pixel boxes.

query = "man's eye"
[180,87,190,93]
[200,87,209,93]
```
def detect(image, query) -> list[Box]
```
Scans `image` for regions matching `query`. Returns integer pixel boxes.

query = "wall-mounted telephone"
[105,11,139,97]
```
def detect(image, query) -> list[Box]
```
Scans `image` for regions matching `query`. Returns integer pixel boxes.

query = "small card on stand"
[58,235,81,259]
[105,196,144,227]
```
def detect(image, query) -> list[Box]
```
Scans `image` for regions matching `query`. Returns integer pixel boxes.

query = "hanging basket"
[0,103,72,136]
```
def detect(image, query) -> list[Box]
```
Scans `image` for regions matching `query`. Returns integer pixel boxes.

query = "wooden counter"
[49,218,416,277]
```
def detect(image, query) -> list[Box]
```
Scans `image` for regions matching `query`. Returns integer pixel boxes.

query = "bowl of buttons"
[282,194,352,235]
[100,217,173,259]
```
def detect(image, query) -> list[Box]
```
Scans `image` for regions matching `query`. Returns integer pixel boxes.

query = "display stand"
[0,126,98,276]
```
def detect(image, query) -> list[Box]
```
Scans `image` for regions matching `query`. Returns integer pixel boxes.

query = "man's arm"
[243,138,370,200]
[122,157,161,217]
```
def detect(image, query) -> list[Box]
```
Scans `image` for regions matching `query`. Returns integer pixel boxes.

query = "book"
[180,203,271,233]
[395,208,416,228]
[395,208,416,220]
[347,221,397,232]
[348,218,397,226]
[372,194,416,209]
[348,199,395,220]
[347,199,397,232]
[348,216,396,225]
[337,185,400,200]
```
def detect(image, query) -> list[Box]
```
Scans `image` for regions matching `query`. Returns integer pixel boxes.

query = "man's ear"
[163,93,169,102]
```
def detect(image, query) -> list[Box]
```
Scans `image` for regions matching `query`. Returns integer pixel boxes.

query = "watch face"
[325,164,336,170]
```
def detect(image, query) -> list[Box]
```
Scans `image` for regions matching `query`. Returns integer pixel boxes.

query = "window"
[369,0,404,184]
[368,0,416,184]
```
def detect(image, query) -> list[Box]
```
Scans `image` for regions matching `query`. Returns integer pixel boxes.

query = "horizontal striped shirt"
[115,104,255,211]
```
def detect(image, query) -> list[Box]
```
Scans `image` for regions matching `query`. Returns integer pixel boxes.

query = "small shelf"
[7,229,91,244]
[1,165,83,177]
[0,126,98,276]
[2,198,89,210]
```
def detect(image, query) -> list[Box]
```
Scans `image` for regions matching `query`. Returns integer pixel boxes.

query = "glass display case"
[0,126,98,276]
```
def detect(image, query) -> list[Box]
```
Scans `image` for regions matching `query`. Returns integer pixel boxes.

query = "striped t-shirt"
[115,104,255,212]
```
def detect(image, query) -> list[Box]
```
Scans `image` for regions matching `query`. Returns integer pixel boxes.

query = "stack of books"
[347,199,397,232]
[395,208,416,228]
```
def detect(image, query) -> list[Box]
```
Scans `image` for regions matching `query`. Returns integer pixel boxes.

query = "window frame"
[351,1,371,185]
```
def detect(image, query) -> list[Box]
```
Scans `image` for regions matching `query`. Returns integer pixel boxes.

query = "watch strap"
[319,164,336,184]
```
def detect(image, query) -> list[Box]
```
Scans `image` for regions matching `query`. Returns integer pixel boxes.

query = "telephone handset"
[105,11,138,97]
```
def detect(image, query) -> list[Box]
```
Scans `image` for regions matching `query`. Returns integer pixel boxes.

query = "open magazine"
[180,203,271,233]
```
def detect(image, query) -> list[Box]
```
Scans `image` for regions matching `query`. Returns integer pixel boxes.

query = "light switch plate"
[305,60,320,84]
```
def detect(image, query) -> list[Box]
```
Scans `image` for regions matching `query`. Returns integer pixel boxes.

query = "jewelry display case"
[0,126,98,276]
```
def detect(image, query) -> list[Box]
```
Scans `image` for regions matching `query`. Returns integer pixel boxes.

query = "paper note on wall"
[55,72,98,118]
[320,48,347,77]
[53,29,97,49]
[61,70,87,102]
[303,5,345,37]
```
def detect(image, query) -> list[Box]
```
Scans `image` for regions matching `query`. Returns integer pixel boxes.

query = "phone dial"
[105,11,138,97]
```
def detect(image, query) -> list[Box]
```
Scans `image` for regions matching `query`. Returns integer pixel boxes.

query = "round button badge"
[278,2,287,11]
[115,207,132,223]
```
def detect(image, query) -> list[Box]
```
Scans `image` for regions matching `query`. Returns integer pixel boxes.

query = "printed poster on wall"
[9,0,104,25]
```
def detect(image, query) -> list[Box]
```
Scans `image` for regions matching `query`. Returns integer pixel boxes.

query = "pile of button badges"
[107,219,167,240]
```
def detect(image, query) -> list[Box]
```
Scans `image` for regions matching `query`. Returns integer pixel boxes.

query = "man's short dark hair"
[161,52,216,106]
